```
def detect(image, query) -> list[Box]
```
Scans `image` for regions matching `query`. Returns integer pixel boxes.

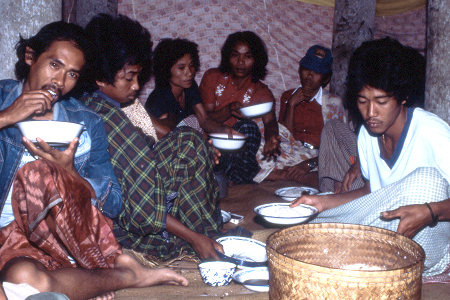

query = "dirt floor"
[114,181,450,299]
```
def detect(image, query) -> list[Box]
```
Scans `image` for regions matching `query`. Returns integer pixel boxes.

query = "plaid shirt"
[82,92,220,259]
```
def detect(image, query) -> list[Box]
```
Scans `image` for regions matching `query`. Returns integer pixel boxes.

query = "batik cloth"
[318,119,364,192]
[0,160,121,270]
[82,92,220,259]
[310,167,450,278]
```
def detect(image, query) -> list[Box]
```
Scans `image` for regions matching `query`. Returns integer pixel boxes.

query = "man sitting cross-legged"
[292,37,450,279]
[80,14,223,261]
[0,21,187,300]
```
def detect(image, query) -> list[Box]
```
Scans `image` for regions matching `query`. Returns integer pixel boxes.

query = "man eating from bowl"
[291,37,449,279]
[0,21,187,299]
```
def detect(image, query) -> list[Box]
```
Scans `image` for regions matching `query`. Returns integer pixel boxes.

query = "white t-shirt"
[358,107,450,192]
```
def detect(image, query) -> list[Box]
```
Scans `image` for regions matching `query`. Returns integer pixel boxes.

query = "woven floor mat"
[115,229,278,299]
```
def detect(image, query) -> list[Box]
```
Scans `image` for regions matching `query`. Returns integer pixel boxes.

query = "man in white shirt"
[292,37,450,278]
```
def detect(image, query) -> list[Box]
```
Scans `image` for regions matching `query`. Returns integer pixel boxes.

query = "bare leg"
[1,254,188,300]
[0,285,6,300]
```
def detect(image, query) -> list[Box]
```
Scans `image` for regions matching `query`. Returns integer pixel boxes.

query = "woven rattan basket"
[266,223,425,300]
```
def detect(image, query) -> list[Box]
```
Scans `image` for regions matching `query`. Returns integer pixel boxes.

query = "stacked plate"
[215,236,269,292]
[233,267,269,292]
[216,236,267,268]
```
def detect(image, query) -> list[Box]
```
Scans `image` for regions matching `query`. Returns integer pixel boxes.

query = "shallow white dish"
[240,102,273,118]
[254,203,318,225]
[275,186,319,201]
[216,236,267,268]
[198,261,236,286]
[233,266,269,292]
[208,133,246,151]
[221,210,231,223]
[16,120,84,146]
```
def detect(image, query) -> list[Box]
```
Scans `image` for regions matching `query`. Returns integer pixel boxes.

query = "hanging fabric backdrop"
[119,0,425,115]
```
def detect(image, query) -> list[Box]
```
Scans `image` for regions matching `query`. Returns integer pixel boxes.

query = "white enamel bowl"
[233,266,269,292]
[275,186,319,202]
[198,261,236,286]
[216,236,267,268]
[209,133,246,151]
[240,102,273,118]
[16,120,84,146]
[254,203,318,225]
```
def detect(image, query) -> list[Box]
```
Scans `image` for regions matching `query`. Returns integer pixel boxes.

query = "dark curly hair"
[219,31,268,82]
[346,37,425,126]
[153,38,200,88]
[83,13,153,91]
[14,21,93,85]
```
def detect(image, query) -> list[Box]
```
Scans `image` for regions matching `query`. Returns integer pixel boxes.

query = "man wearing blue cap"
[258,45,346,184]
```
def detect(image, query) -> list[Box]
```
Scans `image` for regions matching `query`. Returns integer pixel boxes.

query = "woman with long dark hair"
[145,38,224,137]
[199,31,280,185]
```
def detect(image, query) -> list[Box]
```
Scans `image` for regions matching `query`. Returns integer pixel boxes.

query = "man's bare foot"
[114,253,189,288]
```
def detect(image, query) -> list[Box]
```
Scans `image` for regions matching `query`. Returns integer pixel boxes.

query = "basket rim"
[266,223,425,275]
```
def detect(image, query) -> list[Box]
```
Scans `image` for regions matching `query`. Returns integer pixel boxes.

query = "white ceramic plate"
[208,133,246,151]
[240,102,273,118]
[16,120,84,146]
[254,203,318,225]
[221,210,231,223]
[216,236,267,268]
[233,266,269,292]
[274,186,319,201]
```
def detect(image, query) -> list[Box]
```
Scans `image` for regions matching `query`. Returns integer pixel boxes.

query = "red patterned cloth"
[0,160,121,270]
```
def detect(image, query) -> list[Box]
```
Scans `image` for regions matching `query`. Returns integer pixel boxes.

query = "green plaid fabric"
[82,92,220,259]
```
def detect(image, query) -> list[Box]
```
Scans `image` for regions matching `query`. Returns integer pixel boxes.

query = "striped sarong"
[318,119,365,192]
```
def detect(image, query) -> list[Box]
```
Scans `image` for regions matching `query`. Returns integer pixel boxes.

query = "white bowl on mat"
[198,261,236,286]
[208,133,246,151]
[16,120,84,146]
[254,203,318,225]
[240,102,273,118]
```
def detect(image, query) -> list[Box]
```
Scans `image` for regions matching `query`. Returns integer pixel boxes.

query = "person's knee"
[399,167,448,202]
[2,258,51,292]
[235,119,260,133]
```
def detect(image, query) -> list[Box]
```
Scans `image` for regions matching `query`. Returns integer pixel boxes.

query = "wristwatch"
[307,160,318,170]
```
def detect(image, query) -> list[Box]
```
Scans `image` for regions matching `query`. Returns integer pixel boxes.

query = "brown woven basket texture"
[267,223,425,300]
